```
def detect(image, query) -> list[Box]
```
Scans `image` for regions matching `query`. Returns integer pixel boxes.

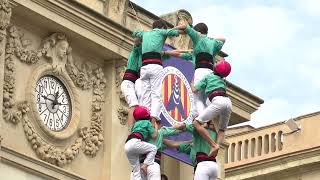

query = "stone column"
[0,0,12,147]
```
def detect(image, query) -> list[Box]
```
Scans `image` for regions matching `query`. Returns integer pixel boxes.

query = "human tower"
[121,19,232,180]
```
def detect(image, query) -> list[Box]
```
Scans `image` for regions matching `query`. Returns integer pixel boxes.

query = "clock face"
[35,75,72,131]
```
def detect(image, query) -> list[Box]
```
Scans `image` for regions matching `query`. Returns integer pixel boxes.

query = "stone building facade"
[0,0,263,179]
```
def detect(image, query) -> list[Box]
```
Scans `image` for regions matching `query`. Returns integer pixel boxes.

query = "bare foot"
[140,163,148,174]
[208,145,220,157]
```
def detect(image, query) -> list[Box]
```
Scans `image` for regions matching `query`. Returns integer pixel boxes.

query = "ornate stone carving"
[6,26,41,64]
[78,68,106,157]
[117,106,129,125]
[65,52,93,90]
[115,61,128,125]
[41,33,69,74]
[0,0,12,31]
[21,102,82,167]
[3,26,106,164]
[66,57,106,157]
[161,10,193,50]
[3,26,41,124]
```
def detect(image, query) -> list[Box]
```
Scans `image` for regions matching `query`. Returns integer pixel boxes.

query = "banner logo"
[161,67,194,125]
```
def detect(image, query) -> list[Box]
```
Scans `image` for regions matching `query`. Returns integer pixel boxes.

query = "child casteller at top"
[132,20,185,123]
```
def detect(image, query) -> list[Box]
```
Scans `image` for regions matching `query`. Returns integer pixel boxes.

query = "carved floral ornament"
[2,25,106,166]
[0,0,11,31]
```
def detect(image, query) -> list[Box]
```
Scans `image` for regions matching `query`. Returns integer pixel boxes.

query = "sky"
[131,0,320,127]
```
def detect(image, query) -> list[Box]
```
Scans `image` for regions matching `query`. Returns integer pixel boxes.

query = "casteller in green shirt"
[183,123,217,163]
[131,120,155,141]
[132,28,180,55]
[148,127,180,151]
[185,25,224,59]
[194,72,226,96]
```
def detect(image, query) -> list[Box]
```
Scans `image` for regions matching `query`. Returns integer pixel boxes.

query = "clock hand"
[52,91,60,106]
[41,95,55,102]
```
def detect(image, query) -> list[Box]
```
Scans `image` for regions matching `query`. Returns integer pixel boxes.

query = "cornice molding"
[15,0,134,58]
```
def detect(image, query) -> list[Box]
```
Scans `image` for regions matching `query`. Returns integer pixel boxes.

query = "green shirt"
[132,28,180,54]
[127,44,142,71]
[178,143,196,164]
[194,73,226,96]
[148,127,180,151]
[179,52,194,64]
[185,25,223,63]
[131,120,155,141]
[184,123,217,163]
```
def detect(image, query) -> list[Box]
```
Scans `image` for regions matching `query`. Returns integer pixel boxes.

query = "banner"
[160,45,194,165]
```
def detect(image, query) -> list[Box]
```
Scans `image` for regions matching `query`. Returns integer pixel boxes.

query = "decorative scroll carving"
[0,0,12,31]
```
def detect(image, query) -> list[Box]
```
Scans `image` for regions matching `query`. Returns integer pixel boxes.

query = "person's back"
[131,19,181,123]
[185,23,224,68]
[133,19,180,55]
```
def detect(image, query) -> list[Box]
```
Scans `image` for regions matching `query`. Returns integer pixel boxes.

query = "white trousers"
[140,64,164,120]
[192,68,213,117]
[196,96,232,131]
[130,163,161,180]
[194,161,218,180]
[135,78,143,104]
[125,139,157,180]
[121,80,139,107]
[141,163,161,180]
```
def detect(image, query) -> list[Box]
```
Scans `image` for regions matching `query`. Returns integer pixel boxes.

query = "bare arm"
[150,122,159,139]
[215,37,226,44]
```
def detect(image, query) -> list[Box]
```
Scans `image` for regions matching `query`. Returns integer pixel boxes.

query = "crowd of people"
[121,19,232,180]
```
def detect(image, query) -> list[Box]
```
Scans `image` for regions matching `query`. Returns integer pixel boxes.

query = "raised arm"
[184,25,200,43]
[193,76,207,93]
[215,37,226,44]
[132,30,144,38]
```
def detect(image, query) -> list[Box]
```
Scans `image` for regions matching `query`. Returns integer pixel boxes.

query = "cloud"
[296,0,320,16]
[192,5,302,65]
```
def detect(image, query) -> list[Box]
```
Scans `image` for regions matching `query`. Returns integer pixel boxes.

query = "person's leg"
[192,68,213,117]
[135,78,142,103]
[136,141,157,174]
[194,97,223,157]
[217,97,232,144]
[150,64,164,121]
[147,163,161,180]
[121,80,139,126]
[208,162,218,180]
[125,139,143,180]
[140,66,152,111]
[194,162,210,180]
